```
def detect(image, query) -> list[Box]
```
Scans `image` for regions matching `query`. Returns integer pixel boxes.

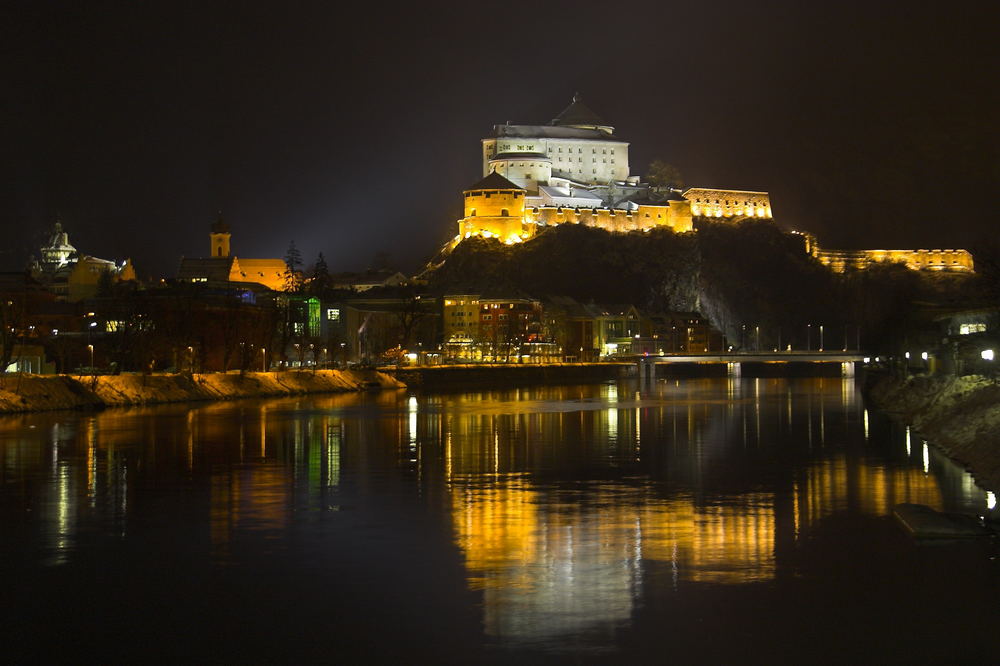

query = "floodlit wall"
[685,187,772,219]
[483,136,629,185]
[813,248,974,273]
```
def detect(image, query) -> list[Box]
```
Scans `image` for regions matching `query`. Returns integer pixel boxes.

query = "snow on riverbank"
[867,373,1000,492]
[0,370,404,413]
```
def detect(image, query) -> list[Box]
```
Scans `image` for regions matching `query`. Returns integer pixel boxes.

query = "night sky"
[4,1,998,278]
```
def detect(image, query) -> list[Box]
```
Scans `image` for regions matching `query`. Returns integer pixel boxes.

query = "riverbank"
[386,362,634,389]
[866,372,1000,492]
[0,369,404,413]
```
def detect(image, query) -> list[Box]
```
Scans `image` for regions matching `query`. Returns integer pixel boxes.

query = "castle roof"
[552,93,609,130]
[465,171,524,192]
[490,152,551,161]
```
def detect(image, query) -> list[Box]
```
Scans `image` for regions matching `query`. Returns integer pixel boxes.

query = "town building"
[30,221,137,301]
[330,270,409,292]
[177,214,289,291]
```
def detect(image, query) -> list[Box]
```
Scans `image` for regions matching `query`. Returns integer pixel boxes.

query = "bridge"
[632,351,866,380]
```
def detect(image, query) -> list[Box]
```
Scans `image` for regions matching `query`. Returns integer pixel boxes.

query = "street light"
[261,347,267,372]
[87,344,94,373]
[819,324,824,352]
[806,324,811,351]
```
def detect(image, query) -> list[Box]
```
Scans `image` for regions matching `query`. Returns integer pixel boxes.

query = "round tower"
[458,171,531,244]
[210,212,231,258]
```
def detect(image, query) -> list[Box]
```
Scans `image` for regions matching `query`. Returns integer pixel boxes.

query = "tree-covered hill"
[427,222,978,353]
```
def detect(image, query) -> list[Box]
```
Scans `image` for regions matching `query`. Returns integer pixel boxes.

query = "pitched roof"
[552,93,607,128]
[177,257,236,281]
[464,171,524,192]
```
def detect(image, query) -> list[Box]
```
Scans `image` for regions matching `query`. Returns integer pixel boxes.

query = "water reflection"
[0,378,993,656]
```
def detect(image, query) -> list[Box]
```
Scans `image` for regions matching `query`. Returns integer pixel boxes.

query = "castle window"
[501,209,509,216]
[470,208,476,216]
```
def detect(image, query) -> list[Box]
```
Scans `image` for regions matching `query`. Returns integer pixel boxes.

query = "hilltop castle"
[457,94,772,245]
[456,95,973,273]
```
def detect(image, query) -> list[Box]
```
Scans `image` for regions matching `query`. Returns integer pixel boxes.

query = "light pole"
[819,325,824,352]
[261,347,267,372]
[187,346,194,374]
[87,320,97,373]
[807,324,812,351]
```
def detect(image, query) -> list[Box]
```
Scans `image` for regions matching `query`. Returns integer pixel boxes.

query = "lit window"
[327,308,340,321]
[959,323,987,334]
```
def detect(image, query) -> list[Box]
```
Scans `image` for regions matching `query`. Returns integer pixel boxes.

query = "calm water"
[1,378,996,664]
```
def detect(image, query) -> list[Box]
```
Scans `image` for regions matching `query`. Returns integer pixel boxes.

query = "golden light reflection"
[793,455,944,535]
[450,477,778,639]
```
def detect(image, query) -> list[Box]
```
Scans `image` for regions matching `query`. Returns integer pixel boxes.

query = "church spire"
[210,211,231,258]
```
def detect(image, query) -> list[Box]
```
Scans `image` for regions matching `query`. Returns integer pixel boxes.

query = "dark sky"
[3,1,998,277]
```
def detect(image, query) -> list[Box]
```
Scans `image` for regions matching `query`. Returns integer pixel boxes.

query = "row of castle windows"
[467,209,511,217]
[494,144,615,156]
[694,198,766,206]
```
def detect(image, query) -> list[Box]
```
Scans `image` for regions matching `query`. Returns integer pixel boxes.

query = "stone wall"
[0,370,404,413]
[814,248,974,273]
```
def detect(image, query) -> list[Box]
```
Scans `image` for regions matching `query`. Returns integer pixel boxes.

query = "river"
[0,378,996,664]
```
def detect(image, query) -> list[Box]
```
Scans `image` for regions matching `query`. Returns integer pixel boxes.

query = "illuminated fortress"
[455,95,973,273]
[457,94,768,245]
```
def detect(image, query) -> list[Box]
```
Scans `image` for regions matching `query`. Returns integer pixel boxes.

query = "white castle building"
[457,95,771,244]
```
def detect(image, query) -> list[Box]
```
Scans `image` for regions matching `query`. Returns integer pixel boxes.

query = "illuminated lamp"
[982,349,994,361]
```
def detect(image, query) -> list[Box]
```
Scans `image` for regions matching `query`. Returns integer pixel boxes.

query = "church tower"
[210,212,231,258]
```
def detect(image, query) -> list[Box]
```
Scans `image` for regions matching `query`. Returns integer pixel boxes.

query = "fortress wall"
[814,248,974,273]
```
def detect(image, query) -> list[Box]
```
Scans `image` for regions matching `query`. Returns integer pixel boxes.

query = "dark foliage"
[429,222,979,352]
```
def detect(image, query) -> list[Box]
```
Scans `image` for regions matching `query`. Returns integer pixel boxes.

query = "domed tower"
[210,212,231,258]
[40,220,77,266]
[458,171,531,243]
[488,151,552,192]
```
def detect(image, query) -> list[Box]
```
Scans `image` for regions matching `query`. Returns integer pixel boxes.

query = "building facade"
[30,222,136,301]
[177,215,289,291]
